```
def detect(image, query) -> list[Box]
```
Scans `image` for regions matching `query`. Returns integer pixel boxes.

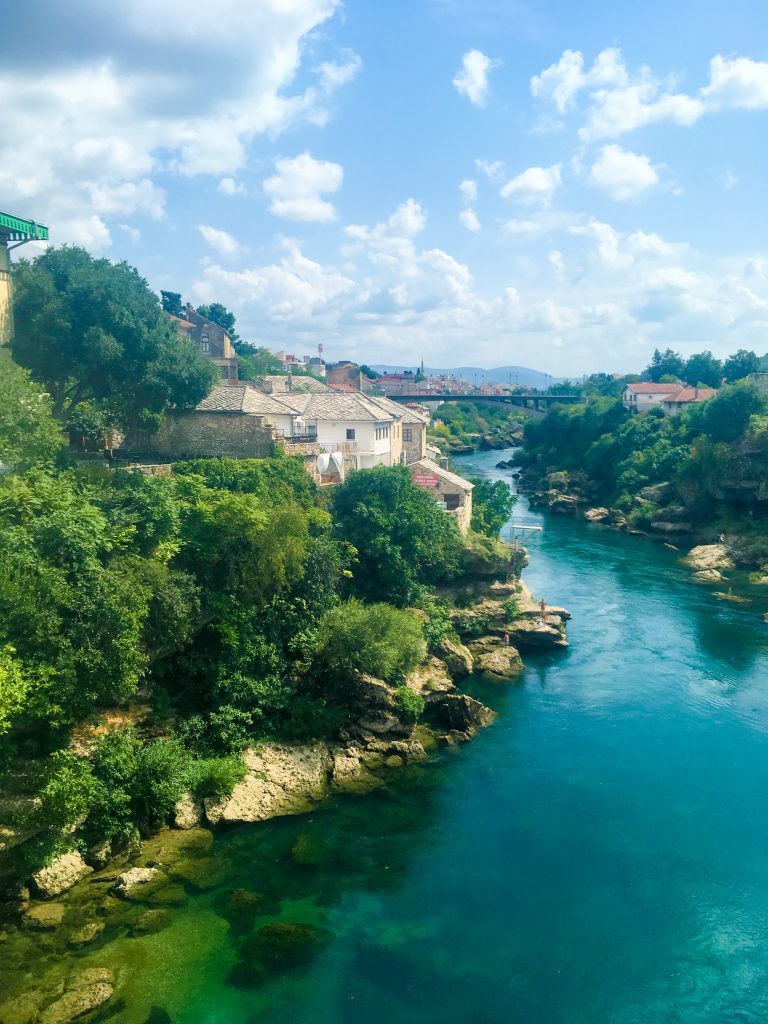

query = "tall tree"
[196,302,239,342]
[0,353,64,471]
[160,291,184,317]
[12,247,217,430]
[645,348,685,383]
[722,349,760,382]
[683,351,722,388]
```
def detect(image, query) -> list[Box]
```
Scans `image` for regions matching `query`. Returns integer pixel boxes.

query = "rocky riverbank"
[0,537,571,1021]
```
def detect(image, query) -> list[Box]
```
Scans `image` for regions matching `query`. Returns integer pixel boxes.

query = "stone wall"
[402,422,427,464]
[327,362,362,391]
[128,412,275,460]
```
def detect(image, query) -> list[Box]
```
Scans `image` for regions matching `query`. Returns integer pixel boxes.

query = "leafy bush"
[188,755,247,800]
[131,739,191,830]
[470,479,516,537]
[394,687,425,722]
[315,599,426,684]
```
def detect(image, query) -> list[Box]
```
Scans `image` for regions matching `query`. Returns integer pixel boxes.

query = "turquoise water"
[14,449,768,1023]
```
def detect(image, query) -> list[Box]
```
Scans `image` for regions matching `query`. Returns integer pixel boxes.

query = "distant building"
[171,305,239,384]
[410,458,474,535]
[659,387,717,416]
[622,382,684,413]
[327,361,363,392]
[623,382,717,415]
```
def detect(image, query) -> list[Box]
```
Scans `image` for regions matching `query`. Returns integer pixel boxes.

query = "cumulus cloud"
[453,49,499,106]
[263,151,343,222]
[530,47,768,141]
[500,164,562,206]
[0,0,356,245]
[589,145,660,201]
[459,208,481,232]
[198,225,245,258]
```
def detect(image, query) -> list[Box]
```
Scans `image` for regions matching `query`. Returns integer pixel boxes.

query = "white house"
[622,382,684,413]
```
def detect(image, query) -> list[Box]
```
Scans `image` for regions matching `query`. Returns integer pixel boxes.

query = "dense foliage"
[0,358,463,881]
[471,479,516,537]
[521,381,768,560]
[428,400,527,451]
[12,248,218,431]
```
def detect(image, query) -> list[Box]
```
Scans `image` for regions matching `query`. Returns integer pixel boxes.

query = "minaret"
[420,357,425,375]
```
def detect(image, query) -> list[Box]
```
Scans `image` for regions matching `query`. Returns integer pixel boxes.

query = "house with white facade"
[622,382,684,413]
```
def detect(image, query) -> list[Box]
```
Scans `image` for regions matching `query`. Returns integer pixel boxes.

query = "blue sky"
[3,0,768,375]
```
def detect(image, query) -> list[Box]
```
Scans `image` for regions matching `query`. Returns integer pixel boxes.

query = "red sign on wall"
[412,472,439,488]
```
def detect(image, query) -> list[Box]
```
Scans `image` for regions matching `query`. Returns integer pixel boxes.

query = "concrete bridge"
[382,391,583,411]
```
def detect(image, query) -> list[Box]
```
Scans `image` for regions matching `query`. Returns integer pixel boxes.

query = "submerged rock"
[693,569,723,583]
[111,867,161,899]
[132,909,172,937]
[31,852,92,900]
[21,902,66,930]
[38,968,114,1024]
[229,922,333,984]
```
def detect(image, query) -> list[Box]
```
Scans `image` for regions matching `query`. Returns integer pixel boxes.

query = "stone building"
[171,305,239,384]
[410,458,474,534]
[327,361,363,392]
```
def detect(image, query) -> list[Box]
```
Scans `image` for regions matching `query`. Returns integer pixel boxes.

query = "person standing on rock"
[538,597,546,627]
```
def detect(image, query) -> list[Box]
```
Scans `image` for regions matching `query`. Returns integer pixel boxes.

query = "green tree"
[11,247,217,430]
[235,342,282,380]
[331,465,462,605]
[722,349,760,382]
[645,348,685,383]
[470,479,517,537]
[683,351,722,388]
[160,291,184,317]
[196,302,239,342]
[314,600,426,683]
[0,353,64,471]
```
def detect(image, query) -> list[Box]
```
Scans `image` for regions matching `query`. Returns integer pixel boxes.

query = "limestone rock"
[406,655,454,696]
[85,839,112,870]
[204,743,332,826]
[31,851,92,899]
[683,544,734,571]
[22,902,65,930]
[434,637,474,677]
[387,739,428,762]
[67,920,104,947]
[132,909,172,936]
[38,968,114,1024]
[507,618,568,650]
[475,645,524,681]
[427,693,495,737]
[111,867,161,898]
[693,569,723,583]
[584,507,610,522]
[330,747,383,794]
[173,792,203,830]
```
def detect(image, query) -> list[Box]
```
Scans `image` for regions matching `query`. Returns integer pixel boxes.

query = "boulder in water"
[683,544,734,571]
[31,851,92,899]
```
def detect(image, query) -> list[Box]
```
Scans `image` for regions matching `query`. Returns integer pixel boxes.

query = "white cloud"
[264,149,346,222]
[589,144,660,201]
[503,219,546,235]
[721,170,739,190]
[0,0,356,247]
[531,47,768,143]
[316,50,363,91]
[453,49,499,106]
[263,151,343,222]
[701,55,768,110]
[549,249,564,274]
[119,224,141,242]
[218,177,246,196]
[475,158,504,180]
[500,164,562,206]
[459,178,478,204]
[57,215,112,250]
[198,224,245,258]
[459,208,481,232]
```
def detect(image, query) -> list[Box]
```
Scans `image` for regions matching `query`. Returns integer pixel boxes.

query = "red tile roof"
[662,387,717,404]
[624,382,682,394]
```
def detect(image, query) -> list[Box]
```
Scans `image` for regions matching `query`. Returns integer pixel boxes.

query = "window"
[403,428,413,442]
[375,425,390,441]
[346,428,356,440]
[444,493,461,510]
[201,334,210,353]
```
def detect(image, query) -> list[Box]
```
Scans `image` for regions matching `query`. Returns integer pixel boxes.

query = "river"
[10,448,768,1023]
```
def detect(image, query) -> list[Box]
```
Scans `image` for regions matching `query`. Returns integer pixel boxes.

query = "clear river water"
[11,448,768,1023]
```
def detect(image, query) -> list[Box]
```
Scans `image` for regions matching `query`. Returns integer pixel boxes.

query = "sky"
[4,0,768,376]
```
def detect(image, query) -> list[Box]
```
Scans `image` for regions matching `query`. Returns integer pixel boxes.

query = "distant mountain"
[370,364,563,389]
